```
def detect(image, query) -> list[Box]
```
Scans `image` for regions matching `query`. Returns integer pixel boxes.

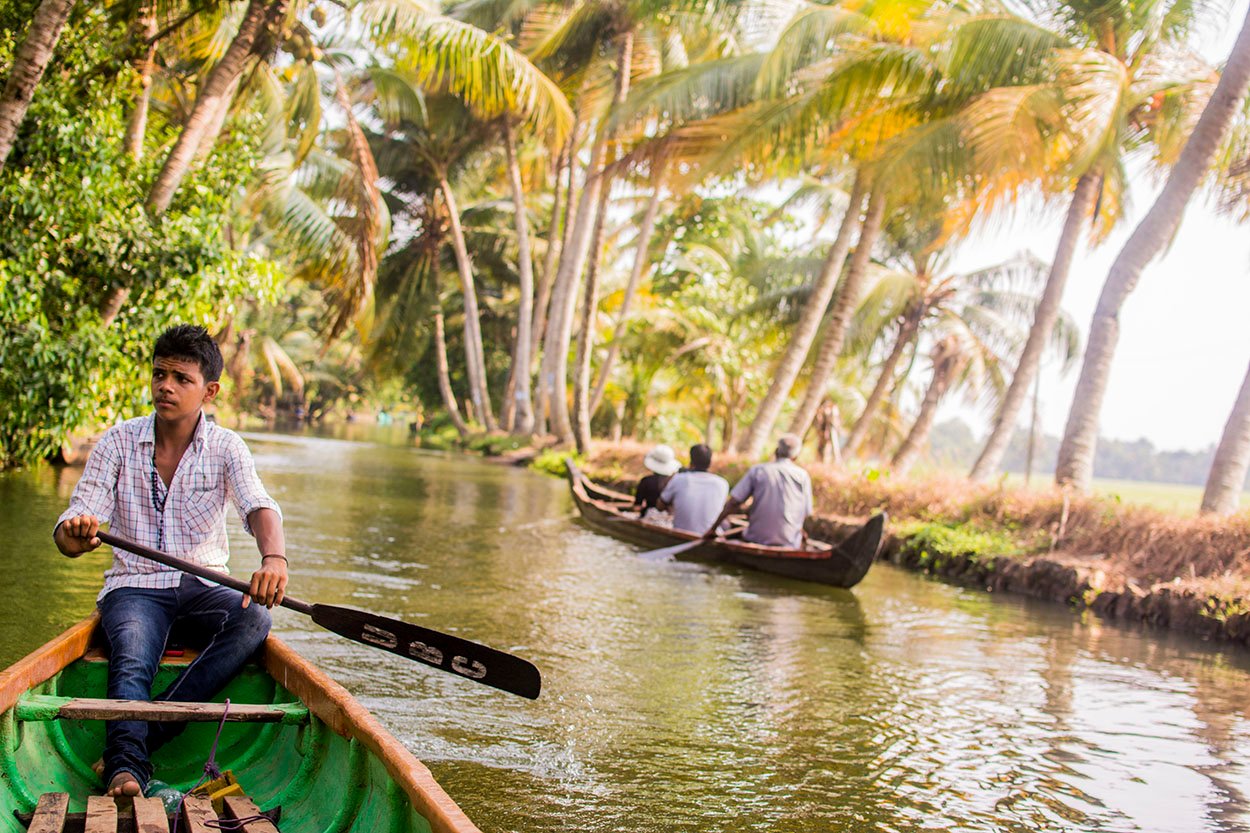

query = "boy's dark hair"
[689,444,713,471]
[154,324,224,382]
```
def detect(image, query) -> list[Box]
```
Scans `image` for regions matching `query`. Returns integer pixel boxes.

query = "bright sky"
[940,0,1250,453]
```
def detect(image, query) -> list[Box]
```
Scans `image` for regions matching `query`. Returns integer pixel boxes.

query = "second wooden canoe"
[567,461,884,588]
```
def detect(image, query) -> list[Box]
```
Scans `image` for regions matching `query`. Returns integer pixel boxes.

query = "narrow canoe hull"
[566,461,884,588]
[0,615,480,833]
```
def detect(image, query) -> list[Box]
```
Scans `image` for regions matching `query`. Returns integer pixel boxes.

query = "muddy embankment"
[565,441,1250,650]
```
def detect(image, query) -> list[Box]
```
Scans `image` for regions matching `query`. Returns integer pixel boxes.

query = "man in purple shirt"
[53,325,288,798]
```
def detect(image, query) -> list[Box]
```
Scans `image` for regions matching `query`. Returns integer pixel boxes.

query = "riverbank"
[554,440,1250,650]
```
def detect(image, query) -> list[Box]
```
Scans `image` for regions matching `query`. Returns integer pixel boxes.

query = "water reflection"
[2,429,1248,833]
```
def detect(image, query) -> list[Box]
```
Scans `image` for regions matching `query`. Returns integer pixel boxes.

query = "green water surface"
[3,427,1249,833]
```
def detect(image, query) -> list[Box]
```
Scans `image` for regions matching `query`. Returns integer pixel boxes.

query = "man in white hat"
[634,444,680,522]
[704,434,813,549]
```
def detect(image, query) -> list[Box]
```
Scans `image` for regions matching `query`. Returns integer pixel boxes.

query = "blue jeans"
[96,574,271,791]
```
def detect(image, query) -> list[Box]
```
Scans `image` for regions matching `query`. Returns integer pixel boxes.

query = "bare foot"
[106,771,141,797]
[91,758,104,779]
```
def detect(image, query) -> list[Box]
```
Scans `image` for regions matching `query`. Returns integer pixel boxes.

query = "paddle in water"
[97,532,541,700]
[637,539,705,559]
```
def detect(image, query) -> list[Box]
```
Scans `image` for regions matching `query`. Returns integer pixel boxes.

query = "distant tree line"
[930,420,1245,488]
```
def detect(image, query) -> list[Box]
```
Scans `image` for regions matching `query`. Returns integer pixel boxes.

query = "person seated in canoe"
[633,444,680,525]
[658,443,729,534]
[51,324,288,800]
[703,433,813,549]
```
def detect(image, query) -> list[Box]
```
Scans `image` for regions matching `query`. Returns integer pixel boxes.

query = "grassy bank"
[565,440,1250,648]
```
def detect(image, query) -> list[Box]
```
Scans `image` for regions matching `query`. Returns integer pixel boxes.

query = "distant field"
[1002,474,1244,514]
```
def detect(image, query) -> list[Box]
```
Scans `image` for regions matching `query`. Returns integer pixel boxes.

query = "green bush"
[897,521,1025,568]
[531,449,581,477]
[0,11,279,467]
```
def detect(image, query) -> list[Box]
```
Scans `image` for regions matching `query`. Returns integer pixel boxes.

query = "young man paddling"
[53,324,289,798]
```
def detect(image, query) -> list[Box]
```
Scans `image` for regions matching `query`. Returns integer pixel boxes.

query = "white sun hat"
[643,444,681,476]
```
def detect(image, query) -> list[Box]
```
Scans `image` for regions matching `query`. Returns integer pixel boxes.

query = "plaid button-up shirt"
[56,413,282,600]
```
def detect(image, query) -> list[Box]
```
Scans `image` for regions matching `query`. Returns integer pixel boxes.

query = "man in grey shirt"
[659,444,729,533]
[704,434,813,549]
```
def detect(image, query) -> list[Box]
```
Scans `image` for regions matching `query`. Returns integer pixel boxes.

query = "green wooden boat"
[0,614,481,833]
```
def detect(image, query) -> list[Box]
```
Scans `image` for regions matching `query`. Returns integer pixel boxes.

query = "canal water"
[2,429,1249,833]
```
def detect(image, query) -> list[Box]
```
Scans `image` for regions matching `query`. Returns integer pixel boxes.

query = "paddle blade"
[310,604,541,700]
[638,539,705,560]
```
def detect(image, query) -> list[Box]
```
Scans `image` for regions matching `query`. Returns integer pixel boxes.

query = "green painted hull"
[0,618,479,833]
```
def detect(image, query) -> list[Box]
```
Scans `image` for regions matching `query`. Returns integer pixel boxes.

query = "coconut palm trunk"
[439,176,496,431]
[735,173,868,459]
[844,311,920,456]
[1201,357,1250,514]
[502,117,537,435]
[539,129,609,442]
[970,171,1101,480]
[123,5,157,160]
[434,312,471,439]
[539,29,633,444]
[145,0,284,216]
[0,0,77,170]
[589,154,669,414]
[531,130,575,362]
[572,34,634,452]
[534,132,580,436]
[572,181,614,452]
[891,354,957,476]
[1056,9,1250,490]
[786,185,888,442]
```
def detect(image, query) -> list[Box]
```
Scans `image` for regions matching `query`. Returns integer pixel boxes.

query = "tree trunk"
[533,132,578,437]
[439,176,497,431]
[970,171,1100,480]
[539,29,632,445]
[193,75,242,161]
[98,287,130,327]
[844,311,919,457]
[0,0,77,170]
[503,117,536,435]
[590,154,669,414]
[572,32,634,452]
[736,172,867,458]
[532,130,574,362]
[891,358,955,476]
[1056,9,1250,490]
[123,5,157,160]
[786,185,887,442]
[1202,356,1250,514]
[572,173,614,453]
[146,0,283,216]
[434,312,471,439]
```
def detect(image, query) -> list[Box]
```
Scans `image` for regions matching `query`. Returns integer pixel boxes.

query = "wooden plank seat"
[14,695,309,724]
[19,792,280,833]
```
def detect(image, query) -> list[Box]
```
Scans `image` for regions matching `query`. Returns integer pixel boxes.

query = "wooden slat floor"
[25,792,279,833]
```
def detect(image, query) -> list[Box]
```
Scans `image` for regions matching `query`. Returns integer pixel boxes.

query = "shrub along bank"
[571,440,1250,650]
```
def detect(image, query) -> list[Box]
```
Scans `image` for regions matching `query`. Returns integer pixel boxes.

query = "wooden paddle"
[637,539,705,559]
[96,532,541,700]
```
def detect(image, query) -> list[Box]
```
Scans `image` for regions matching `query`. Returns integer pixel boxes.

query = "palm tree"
[146,0,289,216]
[887,253,1079,475]
[966,0,1223,481]
[0,0,78,170]
[1201,356,1250,515]
[1056,3,1250,490]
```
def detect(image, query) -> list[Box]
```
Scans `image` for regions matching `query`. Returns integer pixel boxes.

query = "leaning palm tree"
[1056,3,1250,490]
[887,256,1080,475]
[0,0,78,169]
[966,0,1222,481]
[1201,356,1250,515]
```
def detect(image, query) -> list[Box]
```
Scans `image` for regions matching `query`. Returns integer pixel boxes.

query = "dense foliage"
[0,11,278,465]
